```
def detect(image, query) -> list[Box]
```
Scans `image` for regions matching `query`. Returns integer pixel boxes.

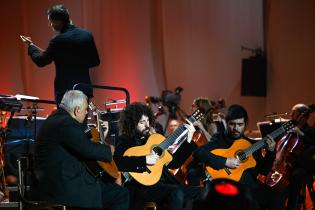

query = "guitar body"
[85,158,120,179]
[124,133,173,186]
[205,139,256,181]
[97,160,120,179]
[86,126,120,179]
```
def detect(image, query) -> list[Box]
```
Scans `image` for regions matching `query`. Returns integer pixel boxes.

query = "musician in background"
[193,104,285,210]
[166,118,181,135]
[184,97,215,186]
[192,97,219,139]
[286,103,315,210]
[185,97,226,186]
[166,118,182,155]
[21,5,100,104]
[114,102,205,210]
[34,90,128,210]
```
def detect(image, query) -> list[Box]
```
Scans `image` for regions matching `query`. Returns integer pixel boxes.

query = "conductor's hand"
[225,157,240,169]
[146,152,159,165]
[185,120,196,143]
[20,35,33,45]
[265,135,276,151]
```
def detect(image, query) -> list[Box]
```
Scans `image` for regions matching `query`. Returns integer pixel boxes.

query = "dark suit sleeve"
[60,123,112,162]
[193,133,227,170]
[28,41,54,67]
[303,126,315,147]
[113,136,147,172]
[87,34,100,68]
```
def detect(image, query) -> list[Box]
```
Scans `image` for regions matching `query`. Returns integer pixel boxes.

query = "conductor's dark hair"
[47,5,70,24]
[119,102,155,137]
[225,104,248,124]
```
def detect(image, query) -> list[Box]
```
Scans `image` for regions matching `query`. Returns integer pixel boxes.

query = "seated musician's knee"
[117,186,129,203]
[169,187,184,205]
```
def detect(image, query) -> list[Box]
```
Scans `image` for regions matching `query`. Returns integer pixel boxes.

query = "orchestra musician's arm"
[193,132,228,170]
[113,135,150,173]
[193,120,212,140]
[248,135,276,175]
[28,39,54,67]
[301,126,315,146]
[60,122,112,162]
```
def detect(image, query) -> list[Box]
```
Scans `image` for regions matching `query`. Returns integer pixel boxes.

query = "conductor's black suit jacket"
[28,24,100,103]
[34,108,111,208]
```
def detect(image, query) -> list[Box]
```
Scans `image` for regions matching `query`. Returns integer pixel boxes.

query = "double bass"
[265,104,315,191]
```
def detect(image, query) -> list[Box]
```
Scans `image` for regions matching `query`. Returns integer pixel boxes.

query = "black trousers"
[126,181,205,210]
[252,182,286,210]
[286,146,315,210]
[101,181,129,210]
[286,167,309,210]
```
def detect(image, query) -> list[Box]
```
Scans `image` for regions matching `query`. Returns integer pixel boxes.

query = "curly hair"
[119,102,155,137]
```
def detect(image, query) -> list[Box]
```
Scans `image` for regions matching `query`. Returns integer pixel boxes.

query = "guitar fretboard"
[159,125,187,150]
[158,113,200,150]
[243,121,292,157]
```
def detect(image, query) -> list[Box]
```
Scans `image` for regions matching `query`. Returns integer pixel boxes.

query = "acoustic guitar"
[205,120,294,181]
[85,102,120,179]
[123,109,205,186]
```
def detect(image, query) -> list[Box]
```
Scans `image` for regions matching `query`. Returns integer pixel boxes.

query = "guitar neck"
[96,111,106,143]
[159,125,187,150]
[159,113,200,150]
[244,122,289,157]
[156,109,204,150]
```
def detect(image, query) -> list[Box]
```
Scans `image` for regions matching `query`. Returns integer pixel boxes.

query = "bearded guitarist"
[114,102,206,210]
[193,104,286,210]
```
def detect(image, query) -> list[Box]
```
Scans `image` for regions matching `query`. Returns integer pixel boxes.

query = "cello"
[265,104,315,191]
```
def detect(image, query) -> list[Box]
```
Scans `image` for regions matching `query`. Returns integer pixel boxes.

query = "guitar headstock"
[189,109,205,123]
[88,101,97,112]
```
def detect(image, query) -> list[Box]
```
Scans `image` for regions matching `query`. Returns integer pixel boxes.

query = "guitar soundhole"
[236,151,246,161]
[153,147,163,156]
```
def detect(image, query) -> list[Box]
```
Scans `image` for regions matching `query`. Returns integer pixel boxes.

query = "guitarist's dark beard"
[226,130,244,140]
[136,128,151,140]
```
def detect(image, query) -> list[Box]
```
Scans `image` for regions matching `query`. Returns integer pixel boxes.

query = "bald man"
[287,103,315,210]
